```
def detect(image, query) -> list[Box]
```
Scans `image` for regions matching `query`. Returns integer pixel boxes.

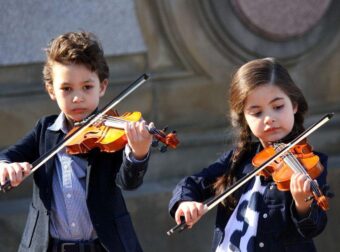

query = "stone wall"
[0,0,339,251]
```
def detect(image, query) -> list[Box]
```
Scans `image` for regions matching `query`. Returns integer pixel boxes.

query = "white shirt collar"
[47,113,70,134]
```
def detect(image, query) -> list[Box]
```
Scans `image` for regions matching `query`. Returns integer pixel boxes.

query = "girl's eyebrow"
[246,97,284,110]
[269,97,284,104]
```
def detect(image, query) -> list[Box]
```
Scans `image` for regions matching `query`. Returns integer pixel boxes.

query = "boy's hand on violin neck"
[125,120,153,160]
[290,173,313,217]
[0,162,32,187]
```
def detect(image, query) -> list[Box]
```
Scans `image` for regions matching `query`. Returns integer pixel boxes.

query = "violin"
[167,113,334,236]
[252,140,329,211]
[66,110,179,154]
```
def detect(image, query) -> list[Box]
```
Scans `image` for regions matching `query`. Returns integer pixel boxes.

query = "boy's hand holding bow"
[0,162,31,187]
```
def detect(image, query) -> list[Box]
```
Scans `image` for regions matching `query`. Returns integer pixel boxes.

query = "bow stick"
[167,112,334,235]
[0,74,150,192]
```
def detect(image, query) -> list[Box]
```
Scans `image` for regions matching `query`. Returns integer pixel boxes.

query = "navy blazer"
[169,143,328,252]
[0,115,148,252]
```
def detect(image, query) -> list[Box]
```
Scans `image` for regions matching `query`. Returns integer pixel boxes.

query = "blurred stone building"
[0,0,339,251]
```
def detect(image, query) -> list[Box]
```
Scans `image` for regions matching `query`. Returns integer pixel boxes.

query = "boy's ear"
[99,79,109,97]
[45,83,56,100]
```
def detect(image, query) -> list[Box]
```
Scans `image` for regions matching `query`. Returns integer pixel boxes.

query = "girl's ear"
[293,103,298,114]
[45,83,56,100]
[99,79,109,97]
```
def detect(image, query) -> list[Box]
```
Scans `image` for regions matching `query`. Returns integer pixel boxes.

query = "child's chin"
[69,115,87,123]
[264,136,283,145]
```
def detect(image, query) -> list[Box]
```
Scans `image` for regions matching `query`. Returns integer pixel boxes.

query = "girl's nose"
[264,115,275,124]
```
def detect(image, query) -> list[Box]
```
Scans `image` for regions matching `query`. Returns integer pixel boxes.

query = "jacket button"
[263,213,268,219]
[259,242,264,248]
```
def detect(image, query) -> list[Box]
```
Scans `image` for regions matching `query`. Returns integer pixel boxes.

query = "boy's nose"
[72,94,84,103]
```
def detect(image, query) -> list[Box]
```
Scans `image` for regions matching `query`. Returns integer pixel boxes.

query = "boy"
[0,32,152,252]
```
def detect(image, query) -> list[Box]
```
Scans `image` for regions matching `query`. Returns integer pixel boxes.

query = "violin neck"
[103,119,125,129]
[103,119,161,137]
[275,144,322,197]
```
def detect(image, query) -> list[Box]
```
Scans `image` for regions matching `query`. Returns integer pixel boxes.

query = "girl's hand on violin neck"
[124,120,153,160]
[175,201,206,228]
[0,162,31,187]
[290,173,313,217]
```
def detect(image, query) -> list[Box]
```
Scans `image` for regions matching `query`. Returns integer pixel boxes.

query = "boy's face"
[46,62,108,123]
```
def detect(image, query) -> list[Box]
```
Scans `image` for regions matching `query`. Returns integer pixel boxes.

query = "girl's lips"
[264,127,280,133]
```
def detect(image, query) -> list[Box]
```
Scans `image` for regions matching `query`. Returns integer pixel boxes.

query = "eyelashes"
[247,104,285,117]
[60,85,94,92]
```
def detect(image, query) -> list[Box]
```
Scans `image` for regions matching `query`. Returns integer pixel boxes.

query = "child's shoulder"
[38,114,59,123]
[218,142,260,161]
[34,114,59,129]
[314,150,328,166]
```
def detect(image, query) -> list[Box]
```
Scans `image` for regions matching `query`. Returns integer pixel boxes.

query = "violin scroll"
[150,126,179,153]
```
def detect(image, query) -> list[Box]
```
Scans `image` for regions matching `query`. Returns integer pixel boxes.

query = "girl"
[169,58,328,252]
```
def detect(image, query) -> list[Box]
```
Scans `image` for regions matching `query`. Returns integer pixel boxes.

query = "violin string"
[104,115,129,124]
[275,144,320,195]
[287,152,320,194]
[103,115,166,138]
[275,143,306,174]
[104,115,165,137]
[284,149,320,196]
[286,152,307,174]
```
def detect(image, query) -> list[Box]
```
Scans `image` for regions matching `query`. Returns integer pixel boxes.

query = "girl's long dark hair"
[214,58,308,208]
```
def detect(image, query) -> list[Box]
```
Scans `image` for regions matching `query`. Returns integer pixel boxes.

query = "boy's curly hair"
[43,32,109,85]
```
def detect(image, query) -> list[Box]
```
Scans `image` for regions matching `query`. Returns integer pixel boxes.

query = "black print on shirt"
[228,179,264,252]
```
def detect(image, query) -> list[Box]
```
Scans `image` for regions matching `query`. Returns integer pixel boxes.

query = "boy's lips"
[72,108,87,114]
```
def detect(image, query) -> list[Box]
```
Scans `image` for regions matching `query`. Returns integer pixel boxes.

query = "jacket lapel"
[85,151,96,199]
[43,129,64,207]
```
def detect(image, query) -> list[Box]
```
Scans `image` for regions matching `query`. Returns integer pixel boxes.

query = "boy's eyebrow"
[59,81,71,86]
[83,78,95,83]
[59,79,94,86]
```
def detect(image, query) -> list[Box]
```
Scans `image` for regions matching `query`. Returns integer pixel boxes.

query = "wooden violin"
[252,141,328,211]
[66,110,179,154]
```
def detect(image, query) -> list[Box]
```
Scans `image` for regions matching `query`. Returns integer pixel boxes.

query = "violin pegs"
[152,140,159,147]
[160,145,168,153]
[162,126,168,132]
[322,184,335,198]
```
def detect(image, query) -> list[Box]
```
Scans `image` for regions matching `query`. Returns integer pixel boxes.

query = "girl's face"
[243,84,297,147]
[46,62,108,124]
